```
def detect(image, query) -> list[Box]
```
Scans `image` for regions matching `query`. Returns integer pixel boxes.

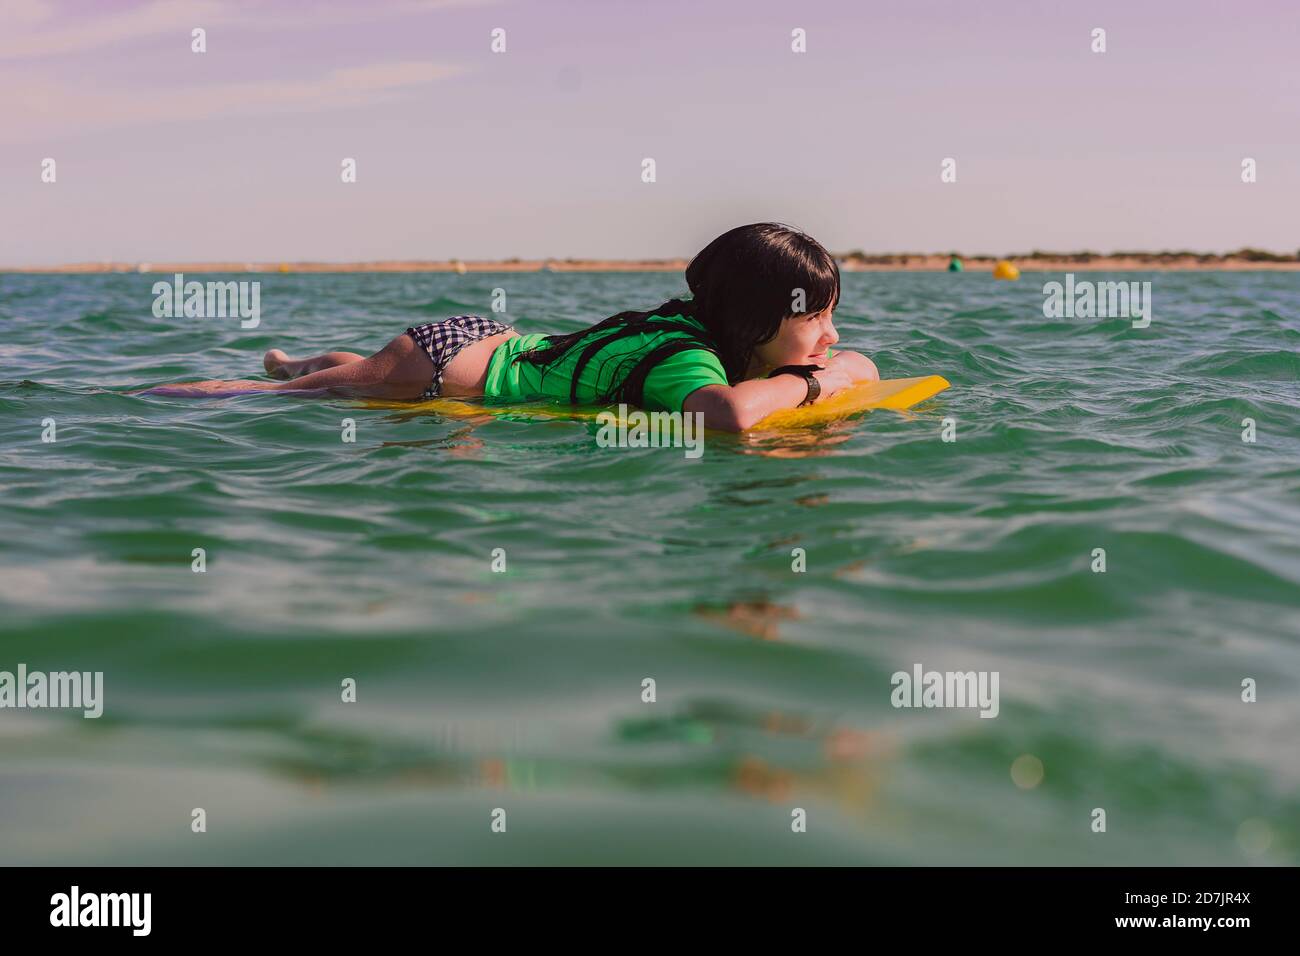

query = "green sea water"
[1,270,1297,865]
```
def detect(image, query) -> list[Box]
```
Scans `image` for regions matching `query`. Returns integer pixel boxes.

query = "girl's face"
[750,307,840,374]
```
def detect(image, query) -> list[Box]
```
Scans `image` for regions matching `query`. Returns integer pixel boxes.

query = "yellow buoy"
[992,259,1019,280]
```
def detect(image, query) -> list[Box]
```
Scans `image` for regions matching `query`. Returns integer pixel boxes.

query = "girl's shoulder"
[644,312,711,341]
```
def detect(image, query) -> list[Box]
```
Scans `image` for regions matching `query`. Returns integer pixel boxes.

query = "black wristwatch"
[768,364,822,406]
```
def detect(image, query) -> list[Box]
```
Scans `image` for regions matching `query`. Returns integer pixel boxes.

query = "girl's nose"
[823,320,839,346]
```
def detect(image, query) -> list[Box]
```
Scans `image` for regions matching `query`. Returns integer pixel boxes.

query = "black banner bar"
[1,866,1284,942]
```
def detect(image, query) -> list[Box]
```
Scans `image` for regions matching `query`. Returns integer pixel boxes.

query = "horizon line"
[5,247,1300,274]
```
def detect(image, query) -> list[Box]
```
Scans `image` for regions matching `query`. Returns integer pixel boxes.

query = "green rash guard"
[482,314,730,413]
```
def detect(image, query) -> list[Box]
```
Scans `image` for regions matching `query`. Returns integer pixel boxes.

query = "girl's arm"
[684,364,857,432]
[684,350,880,431]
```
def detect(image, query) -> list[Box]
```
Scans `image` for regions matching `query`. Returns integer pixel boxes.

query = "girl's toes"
[264,348,291,378]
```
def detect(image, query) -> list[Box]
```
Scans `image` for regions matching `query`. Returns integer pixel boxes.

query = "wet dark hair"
[511,222,840,405]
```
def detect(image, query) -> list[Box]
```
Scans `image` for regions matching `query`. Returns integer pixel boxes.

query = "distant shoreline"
[5,251,1300,274]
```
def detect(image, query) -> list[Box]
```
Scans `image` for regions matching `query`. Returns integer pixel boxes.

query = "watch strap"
[767,364,822,406]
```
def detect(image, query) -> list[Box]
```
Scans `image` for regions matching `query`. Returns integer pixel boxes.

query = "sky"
[3,0,1298,265]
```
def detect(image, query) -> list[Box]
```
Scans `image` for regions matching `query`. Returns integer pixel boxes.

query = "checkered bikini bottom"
[404,315,515,399]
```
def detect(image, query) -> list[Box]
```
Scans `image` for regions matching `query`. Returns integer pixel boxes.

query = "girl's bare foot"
[264,348,293,379]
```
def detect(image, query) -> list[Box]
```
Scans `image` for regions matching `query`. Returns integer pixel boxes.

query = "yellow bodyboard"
[363,375,950,429]
[753,375,950,427]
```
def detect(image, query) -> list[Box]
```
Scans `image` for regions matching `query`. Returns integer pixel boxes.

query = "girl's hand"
[811,365,855,402]
[826,350,880,382]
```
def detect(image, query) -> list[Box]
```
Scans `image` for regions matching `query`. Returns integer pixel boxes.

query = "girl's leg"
[145,334,434,399]
[263,333,435,398]
[146,325,515,400]
[264,348,366,380]
[279,328,516,398]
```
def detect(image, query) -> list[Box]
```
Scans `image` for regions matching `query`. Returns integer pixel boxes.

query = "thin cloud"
[0,1,232,60]
[3,60,466,142]
[0,0,500,61]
